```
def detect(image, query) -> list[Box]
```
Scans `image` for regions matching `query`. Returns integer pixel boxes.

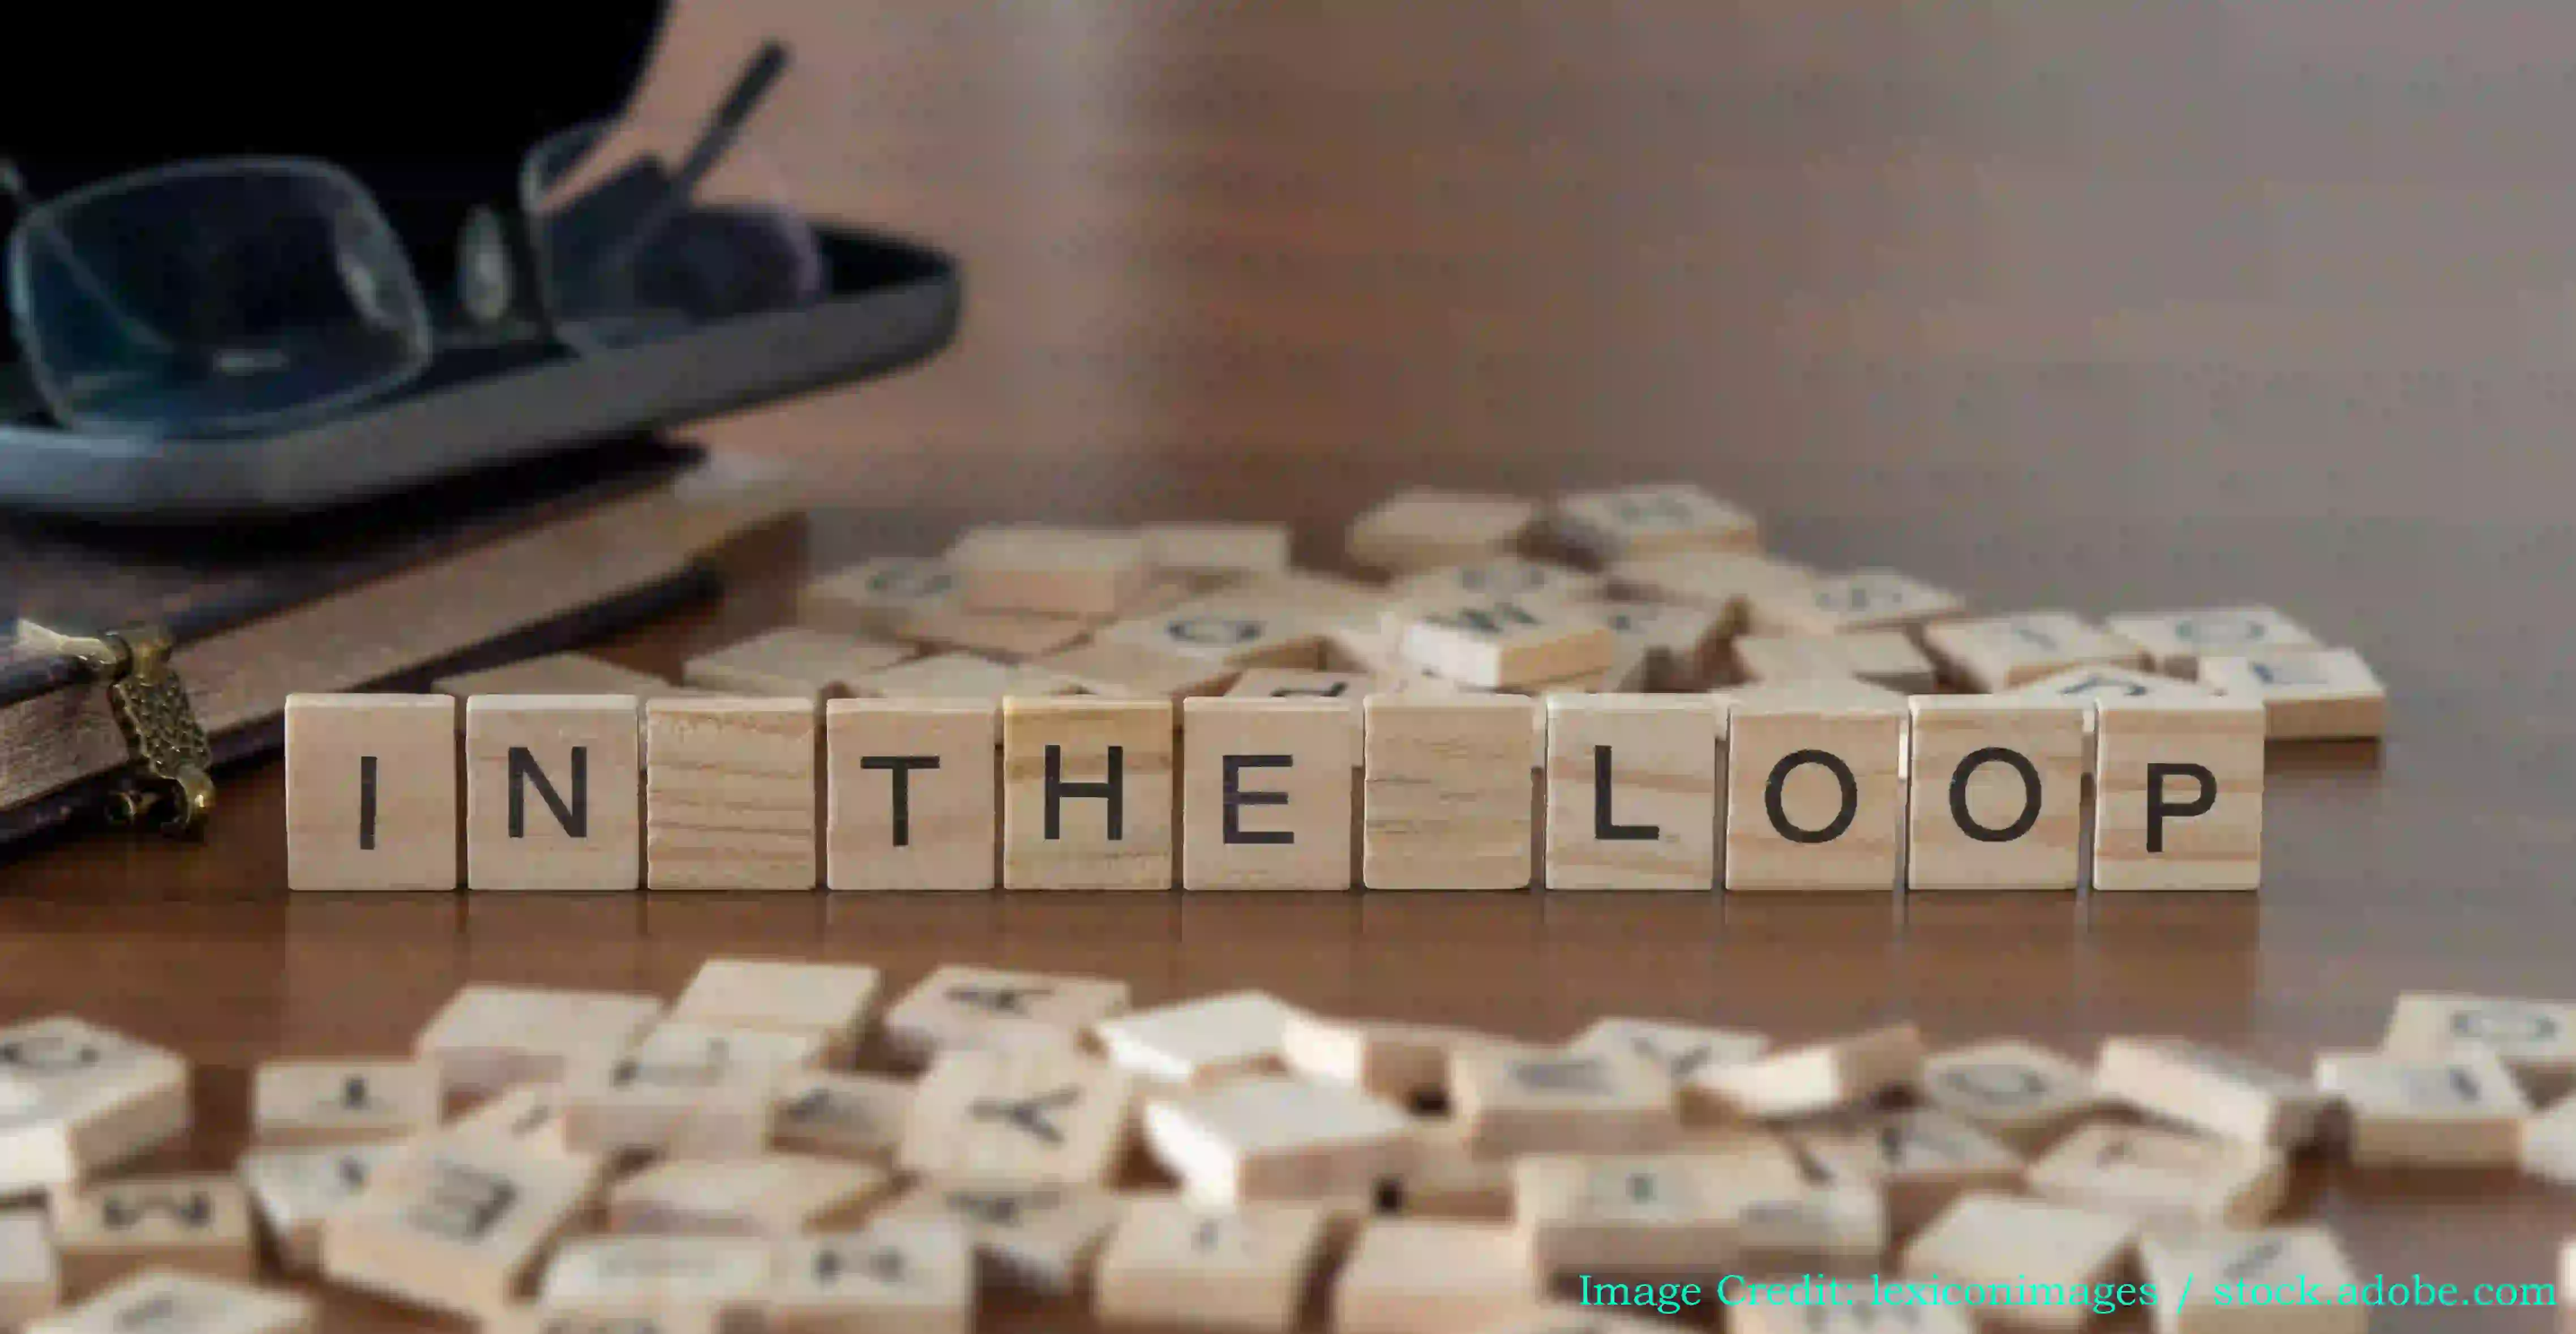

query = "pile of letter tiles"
[282,484,2388,892]
[0,965,2565,1333]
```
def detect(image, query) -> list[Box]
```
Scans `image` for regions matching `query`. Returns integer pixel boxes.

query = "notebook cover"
[0,439,802,850]
[0,438,702,704]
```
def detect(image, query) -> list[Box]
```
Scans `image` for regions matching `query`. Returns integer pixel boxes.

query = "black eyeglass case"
[0,4,961,525]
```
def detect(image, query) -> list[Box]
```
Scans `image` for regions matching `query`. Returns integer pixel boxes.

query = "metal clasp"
[29,622,215,837]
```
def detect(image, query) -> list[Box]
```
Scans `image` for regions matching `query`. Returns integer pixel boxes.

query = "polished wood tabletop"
[7,3,2576,1330]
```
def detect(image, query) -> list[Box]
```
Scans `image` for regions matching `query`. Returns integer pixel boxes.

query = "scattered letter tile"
[250,1061,439,1147]
[899,1049,1135,1186]
[1142,1075,1416,1204]
[2313,1047,2530,1167]
[1094,1196,1330,1333]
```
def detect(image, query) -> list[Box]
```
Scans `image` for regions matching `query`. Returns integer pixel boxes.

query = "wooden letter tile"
[1708,678,1906,739]
[1181,697,1358,891]
[1224,569,1390,619]
[1141,1074,1415,1203]
[0,1017,191,1195]
[1606,550,1815,628]
[682,627,914,700]
[672,958,882,1064]
[236,1142,406,1275]
[1224,668,1380,699]
[1733,630,1938,694]
[1094,1197,1330,1333]
[2314,1047,2530,1166]
[852,652,1077,701]
[2197,646,2388,740]
[2091,696,2265,892]
[1392,1125,1514,1220]
[881,965,1131,1064]
[1725,1286,1976,1334]
[1391,557,1603,606]
[773,1072,914,1163]
[1328,1219,1540,1334]
[508,1303,715,1332]
[435,652,674,700]
[52,1174,254,1297]
[250,1061,438,1147]
[2007,663,2219,706]
[1589,601,1730,691]
[824,698,996,892]
[797,557,962,638]
[558,1022,805,1158]
[1030,641,1242,699]
[1449,1048,1676,1156]
[947,524,1151,618]
[1747,568,1965,636]
[1466,1306,1704,1334]
[1394,596,1615,689]
[1722,694,1904,892]
[1345,490,1538,574]
[2385,991,2576,1102]
[1725,1185,1889,1278]
[1565,1017,1768,1088]
[1096,598,1326,669]
[766,1218,973,1334]
[1278,1016,1525,1106]
[1138,521,1292,584]
[608,1153,891,1235]
[1001,698,1174,890]
[2103,605,2321,676]
[2026,1121,2286,1228]
[1543,694,1720,891]
[284,694,457,892]
[465,695,641,892]
[539,1235,772,1322]
[1920,610,2148,691]
[1362,696,1536,890]
[1906,697,2088,892]
[645,697,817,891]
[440,1084,587,1160]
[2523,1092,2576,1186]
[1093,991,1302,1086]
[2138,1227,2363,1334]
[891,604,1091,662]
[1919,1039,2098,1149]
[899,1049,1135,1186]
[1686,1023,1925,1121]
[31,1271,310,1334]
[2095,1038,2330,1148]
[879,1178,1123,1294]
[1901,1194,2136,1333]
[412,984,664,1100]
[321,1134,602,1319]
[0,1208,58,1328]
[1790,1108,2024,1234]
[1511,1153,1748,1276]
[1551,483,1759,562]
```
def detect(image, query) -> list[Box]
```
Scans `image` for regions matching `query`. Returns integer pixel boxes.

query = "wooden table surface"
[10,3,2576,1329]
[3,514,2568,1331]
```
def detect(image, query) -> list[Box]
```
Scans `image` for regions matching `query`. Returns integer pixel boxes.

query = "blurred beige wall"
[646,1,2576,529]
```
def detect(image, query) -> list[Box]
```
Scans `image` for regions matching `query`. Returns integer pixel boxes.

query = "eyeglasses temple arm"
[672,40,790,200]
[0,159,178,360]
[588,40,794,276]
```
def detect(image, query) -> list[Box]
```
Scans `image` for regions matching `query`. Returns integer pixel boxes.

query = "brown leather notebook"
[0,441,803,849]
